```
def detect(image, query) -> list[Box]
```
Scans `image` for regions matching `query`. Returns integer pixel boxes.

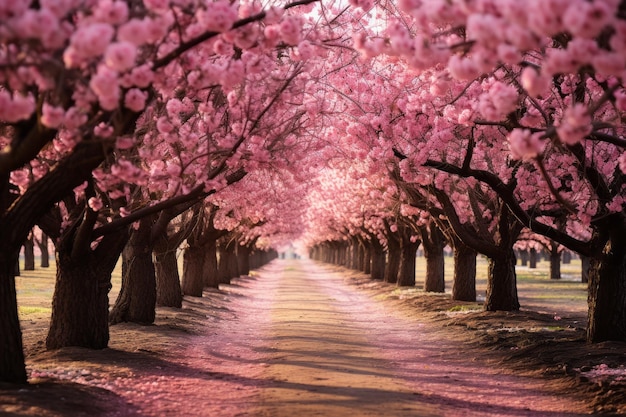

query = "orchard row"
[1,0,625,384]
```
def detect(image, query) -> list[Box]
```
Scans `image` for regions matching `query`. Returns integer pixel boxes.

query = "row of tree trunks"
[310,220,453,293]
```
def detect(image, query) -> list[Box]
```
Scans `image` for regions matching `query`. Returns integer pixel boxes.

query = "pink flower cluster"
[507,129,545,160]
[197,1,238,33]
[477,81,518,121]
[556,104,592,145]
[0,91,35,123]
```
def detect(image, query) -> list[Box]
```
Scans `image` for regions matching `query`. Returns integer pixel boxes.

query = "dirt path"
[219,259,593,417]
[8,258,604,416]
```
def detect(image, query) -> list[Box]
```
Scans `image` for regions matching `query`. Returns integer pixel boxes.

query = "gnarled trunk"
[549,244,561,280]
[581,255,590,284]
[362,239,371,274]
[154,236,182,308]
[46,231,126,349]
[384,238,401,284]
[110,218,157,325]
[203,240,219,287]
[237,244,251,276]
[397,237,420,287]
[37,233,50,268]
[421,224,445,293]
[519,249,528,266]
[452,243,476,302]
[0,252,26,383]
[218,238,239,284]
[485,248,520,311]
[587,228,626,342]
[23,234,35,271]
[370,239,385,280]
[182,244,205,297]
[529,248,537,268]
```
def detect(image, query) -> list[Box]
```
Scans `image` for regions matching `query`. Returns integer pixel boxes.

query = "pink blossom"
[265,6,284,24]
[40,0,75,18]
[508,129,545,160]
[397,0,421,13]
[520,67,551,98]
[10,169,29,189]
[497,44,521,65]
[447,55,480,81]
[279,16,302,46]
[563,1,613,39]
[124,88,148,112]
[0,91,35,123]
[116,136,135,150]
[556,103,592,145]
[89,66,120,110]
[610,20,626,54]
[606,194,625,212]
[505,24,539,51]
[143,0,168,11]
[213,38,233,55]
[117,19,149,45]
[0,0,29,20]
[88,197,104,212]
[41,103,65,128]
[478,81,518,121]
[12,8,59,42]
[466,14,504,49]
[156,117,174,134]
[527,0,568,36]
[353,34,385,58]
[592,52,625,77]
[94,0,129,25]
[94,122,114,137]
[197,1,238,32]
[297,40,315,60]
[104,42,137,72]
[64,107,88,131]
[69,23,115,60]
[127,65,154,88]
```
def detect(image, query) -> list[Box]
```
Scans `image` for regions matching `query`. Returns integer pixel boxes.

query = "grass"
[14,253,588,323]
[448,304,483,312]
[18,306,52,316]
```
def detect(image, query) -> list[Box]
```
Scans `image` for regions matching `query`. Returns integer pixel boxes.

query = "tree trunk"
[154,236,182,308]
[549,244,561,280]
[218,238,239,284]
[110,218,157,325]
[485,249,520,311]
[38,233,50,268]
[370,239,385,280]
[362,240,371,274]
[421,225,446,293]
[581,255,590,284]
[384,240,401,284]
[182,244,205,297]
[562,250,572,264]
[586,230,626,342]
[452,243,476,302]
[397,238,420,287]
[46,231,126,349]
[237,244,251,276]
[529,247,537,268]
[0,252,27,383]
[203,240,219,288]
[23,234,35,271]
[519,249,528,266]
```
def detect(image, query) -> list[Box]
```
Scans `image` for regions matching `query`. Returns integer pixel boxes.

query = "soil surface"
[1,259,625,416]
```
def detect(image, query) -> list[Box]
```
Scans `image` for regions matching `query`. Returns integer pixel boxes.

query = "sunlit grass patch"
[19,306,51,317]
[448,304,482,312]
